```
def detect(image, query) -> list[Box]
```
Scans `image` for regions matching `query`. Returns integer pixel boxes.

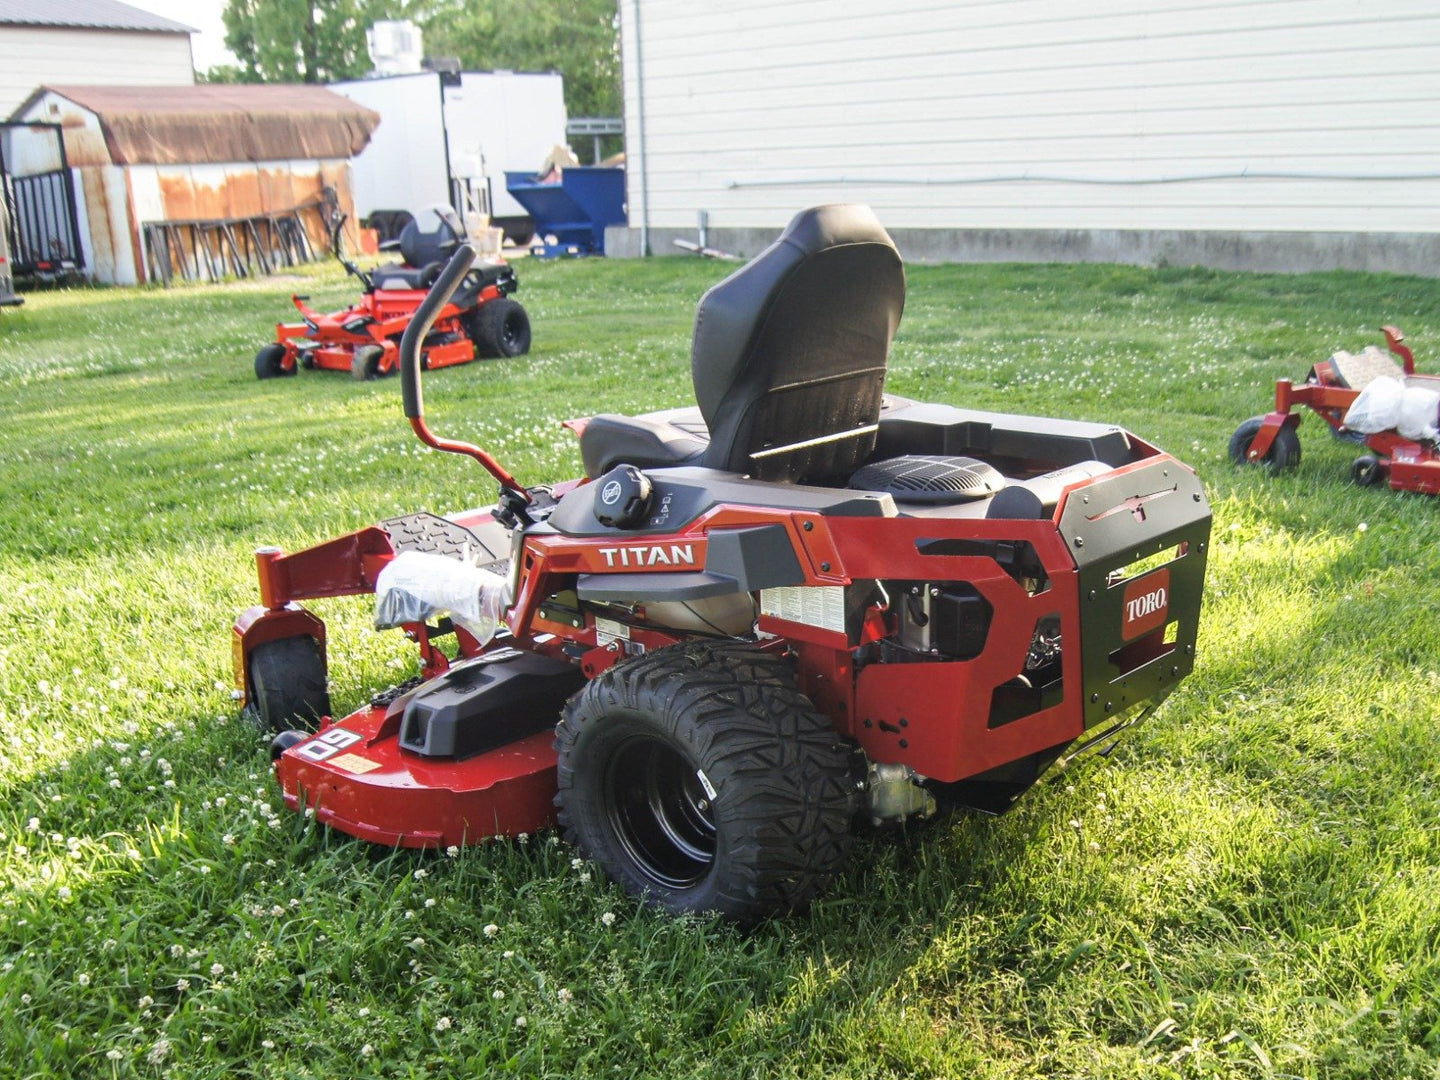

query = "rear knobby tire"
[255,344,292,380]
[244,636,330,734]
[467,298,531,358]
[554,640,856,922]
[351,344,384,381]
[1229,416,1301,471]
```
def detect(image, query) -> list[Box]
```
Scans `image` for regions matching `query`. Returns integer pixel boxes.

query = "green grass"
[2,254,1439,1078]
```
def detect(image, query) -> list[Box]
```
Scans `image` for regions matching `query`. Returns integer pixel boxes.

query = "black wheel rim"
[603,735,716,889]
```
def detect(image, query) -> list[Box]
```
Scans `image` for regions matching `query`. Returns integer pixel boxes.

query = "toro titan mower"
[254,205,531,382]
[1231,326,1440,495]
[234,205,1212,921]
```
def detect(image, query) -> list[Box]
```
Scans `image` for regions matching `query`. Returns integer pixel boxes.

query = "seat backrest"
[399,205,464,268]
[693,205,905,483]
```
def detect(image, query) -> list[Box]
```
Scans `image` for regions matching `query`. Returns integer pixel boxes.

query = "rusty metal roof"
[23,84,380,165]
[0,0,194,33]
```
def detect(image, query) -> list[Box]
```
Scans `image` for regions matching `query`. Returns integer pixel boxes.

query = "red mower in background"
[234,206,1212,922]
[1231,326,1440,494]
[254,205,531,382]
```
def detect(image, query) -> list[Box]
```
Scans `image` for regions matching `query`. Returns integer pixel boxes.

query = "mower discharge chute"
[1231,326,1440,494]
[254,205,531,382]
[234,206,1212,921]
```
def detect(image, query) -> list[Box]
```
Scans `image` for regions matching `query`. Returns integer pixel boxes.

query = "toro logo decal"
[1121,569,1170,641]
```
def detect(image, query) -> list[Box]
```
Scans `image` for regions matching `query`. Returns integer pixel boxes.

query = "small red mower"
[254,206,530,382]
[234,206,1212,921]
[1231,326,1440,494]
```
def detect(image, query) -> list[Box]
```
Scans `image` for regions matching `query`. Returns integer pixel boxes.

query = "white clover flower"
[514,1015,527,1029]
[578,872,591,884]
[483,923,499,938]
[169,944,184,957]
[357,1007,370,1018]
[20,994,31,1005]
[210,963,224,977]
[571,858,584,869]
[408,937,425,949]
[492,989,504,1000]
[106,1049,123,1061]
[361,1044,374,1057]
[557,988,573,1005]
[424,898,436,909]
[57,886,71,901]
[76,972,90,986]
[502,950,514,960]
[222,835,235,846]
[138,995,154,1009]
[434,1016,452,1031]
[445,845,460,857]
[413,869,429,881]
[262,1039,275,1050]
[147,1039,171,1064]
[25,818,39,833]
[601,911,616,927]
[176,978,190,992]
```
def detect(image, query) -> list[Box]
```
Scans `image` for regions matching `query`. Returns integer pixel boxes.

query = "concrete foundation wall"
[606,226,1440,278]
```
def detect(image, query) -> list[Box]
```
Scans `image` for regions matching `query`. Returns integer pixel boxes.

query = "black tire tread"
[467,298,531,359]
[1229,415,1301,470]
[554,640,854,921]
[246,636,330,734]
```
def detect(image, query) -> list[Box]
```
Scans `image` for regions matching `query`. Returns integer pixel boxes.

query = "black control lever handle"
[401,242,476,420]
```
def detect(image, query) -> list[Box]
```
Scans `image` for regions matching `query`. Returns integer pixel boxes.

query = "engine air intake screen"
[850,455,1005,504]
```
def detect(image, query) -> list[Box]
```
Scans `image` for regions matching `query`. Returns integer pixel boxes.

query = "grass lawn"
[1,252,1438,1079]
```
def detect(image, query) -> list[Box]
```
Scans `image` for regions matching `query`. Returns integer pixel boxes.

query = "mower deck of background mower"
[254,205,531,382]
[235,205,1212,921]
[1231,326,1440,494]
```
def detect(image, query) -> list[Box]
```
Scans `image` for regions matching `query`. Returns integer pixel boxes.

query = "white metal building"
[616,0,1440,273]
[0,0,194,118]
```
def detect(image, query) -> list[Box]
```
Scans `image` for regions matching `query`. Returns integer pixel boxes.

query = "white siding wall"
[0,27,193,118]
[621,0,1440,235]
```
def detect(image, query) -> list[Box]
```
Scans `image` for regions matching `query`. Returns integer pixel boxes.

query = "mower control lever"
[399,243,532,504]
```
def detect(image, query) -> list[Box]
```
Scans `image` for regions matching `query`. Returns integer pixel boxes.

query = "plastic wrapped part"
[1345,376,1405,434]
[375,550,511,642]
[1397,386,1440,442]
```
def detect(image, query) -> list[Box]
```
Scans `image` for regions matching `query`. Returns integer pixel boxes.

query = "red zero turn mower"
[254,206,531,382]
[1231,327,1440,494]
[234,206,1212,921]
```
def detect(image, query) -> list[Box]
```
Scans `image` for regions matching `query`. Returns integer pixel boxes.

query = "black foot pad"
[381,512,507,565]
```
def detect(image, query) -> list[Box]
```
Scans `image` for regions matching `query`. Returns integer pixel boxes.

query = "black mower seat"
[372,259,511,295]
[580,205,906,484]
[581,397,917,478]
[372,262,442,291]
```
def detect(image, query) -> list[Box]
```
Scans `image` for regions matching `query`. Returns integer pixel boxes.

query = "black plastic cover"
[399,650,585,759]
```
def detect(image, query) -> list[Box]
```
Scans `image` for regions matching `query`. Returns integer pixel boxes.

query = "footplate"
[381,512,509,568]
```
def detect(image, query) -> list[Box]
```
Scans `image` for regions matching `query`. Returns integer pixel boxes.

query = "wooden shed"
[6,84,380,284]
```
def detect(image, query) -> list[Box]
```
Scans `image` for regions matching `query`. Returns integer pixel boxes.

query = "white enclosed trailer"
[331,70,567,240]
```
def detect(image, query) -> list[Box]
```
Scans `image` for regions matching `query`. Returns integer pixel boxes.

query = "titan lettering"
[597,544,697,568]
[1125,587,1167,622]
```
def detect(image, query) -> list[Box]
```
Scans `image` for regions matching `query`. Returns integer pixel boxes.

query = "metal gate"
[0,122,85,279]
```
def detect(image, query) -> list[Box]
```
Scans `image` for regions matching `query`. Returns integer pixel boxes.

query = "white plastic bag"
[1344,376,1404,434]
[374,550,510,643]
[1397,386,1440,442]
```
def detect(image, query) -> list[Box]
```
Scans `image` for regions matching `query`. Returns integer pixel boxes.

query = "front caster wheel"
[1351,454,1385,487]
[1229,416,1301,470]
[555,641,856,922]
[243,636,330,734]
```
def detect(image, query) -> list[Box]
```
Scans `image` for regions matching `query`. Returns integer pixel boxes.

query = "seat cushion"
[372,262,439,291]
[579,396,917,478]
